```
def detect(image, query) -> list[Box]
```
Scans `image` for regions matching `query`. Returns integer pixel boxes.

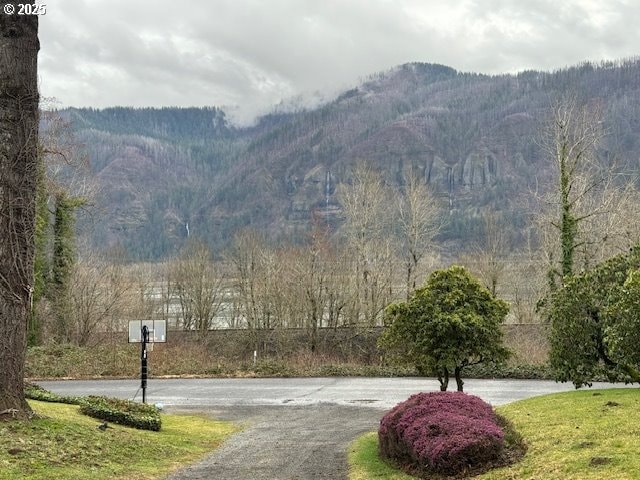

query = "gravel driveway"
[164,404,383,480]
[39,377,627,480]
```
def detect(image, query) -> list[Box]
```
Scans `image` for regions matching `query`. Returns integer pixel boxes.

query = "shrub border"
[25,383,161,431]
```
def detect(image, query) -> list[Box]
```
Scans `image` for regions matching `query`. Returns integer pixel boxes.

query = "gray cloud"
[39,0,640,124]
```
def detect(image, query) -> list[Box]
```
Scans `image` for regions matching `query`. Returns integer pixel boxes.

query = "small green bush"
[79,396,162,431]
[24,382,82,405]
[464,363,554,380]
[250,359,295,376]
[316,364,360,376]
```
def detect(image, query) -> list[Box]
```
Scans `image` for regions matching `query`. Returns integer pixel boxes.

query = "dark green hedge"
[79,396,162,431]
[464,363,554,380]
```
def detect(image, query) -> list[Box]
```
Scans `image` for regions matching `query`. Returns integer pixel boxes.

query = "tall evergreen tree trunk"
[0,6,39,419]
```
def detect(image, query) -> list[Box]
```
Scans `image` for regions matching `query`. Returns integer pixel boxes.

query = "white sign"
[128,319,167,343]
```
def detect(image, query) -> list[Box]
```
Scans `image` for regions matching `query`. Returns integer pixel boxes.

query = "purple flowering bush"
[379,392,508,476]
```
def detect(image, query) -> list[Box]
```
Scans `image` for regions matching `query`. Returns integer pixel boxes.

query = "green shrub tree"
[50,191,86,342]
[379,266,510,392]
[546,247,640,387]
[604,270,640,370]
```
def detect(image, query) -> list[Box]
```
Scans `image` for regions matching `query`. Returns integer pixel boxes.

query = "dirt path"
[164,404,383,480]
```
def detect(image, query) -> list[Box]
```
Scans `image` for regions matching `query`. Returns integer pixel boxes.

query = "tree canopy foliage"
[544,247,640,387]
[379,266,510,392]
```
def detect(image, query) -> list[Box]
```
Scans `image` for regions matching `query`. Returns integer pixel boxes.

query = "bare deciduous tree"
[226,230,292,354]
[338,163,395,325]
[323,248,351,329]
[543,98,604,286]
[465,212,509,297]
[572,173,640,267]
[66,256,129,346]
[0,6,39,418]
[396,175,443,297]
[227,230,267,331]
[538,97,640,287]
[288,225,333,351]
[170,240,225,336]
[30,107,94,345]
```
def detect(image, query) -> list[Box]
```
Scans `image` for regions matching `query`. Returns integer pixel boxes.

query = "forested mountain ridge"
[62,59,640,259]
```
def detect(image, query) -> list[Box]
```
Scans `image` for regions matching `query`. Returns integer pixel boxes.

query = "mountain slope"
[66,59,640,259]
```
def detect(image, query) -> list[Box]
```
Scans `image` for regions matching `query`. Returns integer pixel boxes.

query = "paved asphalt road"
[36,378,631,479]
[37,376,620,409]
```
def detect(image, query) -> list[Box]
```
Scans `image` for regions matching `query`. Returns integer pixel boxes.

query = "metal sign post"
[141,325,149,404]
[128,319,167,404]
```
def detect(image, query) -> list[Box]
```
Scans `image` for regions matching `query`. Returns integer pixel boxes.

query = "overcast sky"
[39,0,640,124]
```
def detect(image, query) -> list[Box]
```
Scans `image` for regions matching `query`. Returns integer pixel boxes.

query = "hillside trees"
[379,266,510,392]
[47,58,640,258]
[0,5,39,418]
[70,106,230,141]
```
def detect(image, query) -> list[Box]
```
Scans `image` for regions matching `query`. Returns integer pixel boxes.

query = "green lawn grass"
[349,388,640,480]
[349,432,415,480]
[0,400,237,479]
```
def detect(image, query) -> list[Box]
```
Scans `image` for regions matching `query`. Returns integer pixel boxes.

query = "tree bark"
[437,367,449,391]
[0,5,39,419]
[454,366,464,392]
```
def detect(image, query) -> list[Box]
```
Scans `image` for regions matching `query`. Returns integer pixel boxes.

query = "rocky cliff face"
[66,59,640,259]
